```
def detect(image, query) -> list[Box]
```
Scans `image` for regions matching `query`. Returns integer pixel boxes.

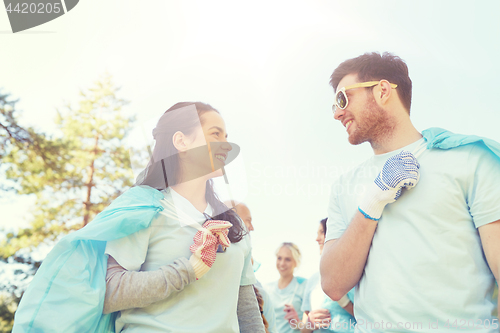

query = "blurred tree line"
[0,75,138,332]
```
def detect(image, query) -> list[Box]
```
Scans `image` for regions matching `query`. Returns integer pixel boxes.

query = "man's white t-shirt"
[326,139,500,332]
[105,187,255,333]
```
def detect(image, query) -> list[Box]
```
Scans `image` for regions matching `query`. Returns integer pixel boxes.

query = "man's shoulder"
[467,140,500,160]
[423,127,500,161]
[426,142,489,164]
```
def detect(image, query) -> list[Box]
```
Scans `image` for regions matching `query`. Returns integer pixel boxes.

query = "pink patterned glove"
[203,220,232,248]
[189,220,232,279]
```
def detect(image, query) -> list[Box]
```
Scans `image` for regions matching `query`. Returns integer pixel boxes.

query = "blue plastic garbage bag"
[422,127,500,158]
[12,186,164,333]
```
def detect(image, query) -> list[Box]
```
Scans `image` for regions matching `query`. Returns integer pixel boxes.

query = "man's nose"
[333,105,345,121]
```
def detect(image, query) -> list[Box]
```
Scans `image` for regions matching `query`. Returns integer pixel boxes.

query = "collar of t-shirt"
[162,187,214,225]
[371,137,425,167]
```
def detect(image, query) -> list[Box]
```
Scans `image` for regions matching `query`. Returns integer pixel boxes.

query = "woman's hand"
[307,308,331,329]
[284,303,301,326]
[189,220,232,279]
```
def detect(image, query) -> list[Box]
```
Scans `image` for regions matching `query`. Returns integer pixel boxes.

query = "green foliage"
[0,74,139,329]
[0,91,29,159]
[0,257,35,332]
[0,90,67,194]
[0,293,19,333]
[1,73,136,270]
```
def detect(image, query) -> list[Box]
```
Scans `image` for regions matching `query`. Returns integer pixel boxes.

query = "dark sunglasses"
[332,81,398,113]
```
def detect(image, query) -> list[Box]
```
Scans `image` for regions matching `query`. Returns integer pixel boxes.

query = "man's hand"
[308,308,331,329]
[359,150,420,221]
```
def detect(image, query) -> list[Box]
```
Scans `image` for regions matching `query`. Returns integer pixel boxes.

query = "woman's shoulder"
[85,186,163,229]
[123,185,164,201]
[295,276,308,285]
[107,185,164,210]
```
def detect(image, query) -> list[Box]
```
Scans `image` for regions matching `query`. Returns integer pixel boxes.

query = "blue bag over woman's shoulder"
[12,186,164,333]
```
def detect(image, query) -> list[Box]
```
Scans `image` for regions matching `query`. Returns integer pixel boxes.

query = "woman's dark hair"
[208,180,246,243]
[320,218,327,236]
[139,101,246,243]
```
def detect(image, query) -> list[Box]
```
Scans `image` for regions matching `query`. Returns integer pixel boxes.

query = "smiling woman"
[265,242,307,333]
[12,102,265,333]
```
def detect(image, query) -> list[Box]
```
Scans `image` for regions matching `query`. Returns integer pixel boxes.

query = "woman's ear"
[172,131,188,152]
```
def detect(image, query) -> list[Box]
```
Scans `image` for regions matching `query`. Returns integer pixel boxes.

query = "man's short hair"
[330,52,412,113]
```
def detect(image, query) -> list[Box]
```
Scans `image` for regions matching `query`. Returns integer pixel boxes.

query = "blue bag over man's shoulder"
[12,186,164,333]
[422,127,500,159]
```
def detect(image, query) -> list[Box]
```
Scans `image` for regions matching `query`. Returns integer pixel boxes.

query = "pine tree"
[0,91,29,159]
[2,73,136,258]
[0,75,138,331]
[1,90,68,332]
[0,91,65,194]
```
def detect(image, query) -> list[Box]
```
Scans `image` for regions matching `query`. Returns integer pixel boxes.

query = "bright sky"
[1,0,500,285]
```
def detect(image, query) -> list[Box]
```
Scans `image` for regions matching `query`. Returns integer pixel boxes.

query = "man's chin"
[348,134,366,146]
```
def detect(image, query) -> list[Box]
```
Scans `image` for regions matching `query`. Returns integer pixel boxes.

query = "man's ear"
[172,131,188,152]
[376,79,394,105]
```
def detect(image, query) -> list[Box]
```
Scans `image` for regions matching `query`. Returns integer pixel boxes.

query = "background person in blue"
[13,102,265,333]
[266,242,307,333]
[320,52,500,332]
[301,218,355,332]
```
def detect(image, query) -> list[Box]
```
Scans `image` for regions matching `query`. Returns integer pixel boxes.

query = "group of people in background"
[233,200,355,333]
[12,51,499,333]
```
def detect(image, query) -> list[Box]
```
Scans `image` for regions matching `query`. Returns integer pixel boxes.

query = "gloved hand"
[359,150,420,221]
[204,220,232,248]
[189,220,232,279]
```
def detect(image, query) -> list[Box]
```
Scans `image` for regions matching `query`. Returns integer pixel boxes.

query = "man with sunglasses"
[320,52,500,332]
